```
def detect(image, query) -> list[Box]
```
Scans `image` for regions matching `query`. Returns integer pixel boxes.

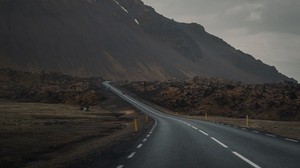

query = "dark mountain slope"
[0,0,193,80]
[180,23,287,82]
[0,0,295,83]
[118,0,293,83]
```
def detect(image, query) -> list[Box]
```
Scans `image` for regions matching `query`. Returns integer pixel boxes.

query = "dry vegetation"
[191,115,300,140]
[0,101,147,168]
[0,68,107,105]
[122,77,300,121]
[121,77,300,139]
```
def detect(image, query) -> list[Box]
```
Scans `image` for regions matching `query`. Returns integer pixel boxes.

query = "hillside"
[0,0,295,83]
[121,77,300,121]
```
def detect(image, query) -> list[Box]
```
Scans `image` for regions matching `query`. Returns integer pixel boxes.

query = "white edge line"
[114,0,120,5]
[252,131,259,134]
[120,6,129,13]
[198,130,209,136]
[137,144,143,148]
[116,165,124,168]
[266,134,276,137]
[211,137,228,148]
[284,138,299,143]
[127,152,136,159]
[232,151,261,168]
[143,138,147,142]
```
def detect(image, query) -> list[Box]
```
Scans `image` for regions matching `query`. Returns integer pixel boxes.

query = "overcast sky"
[142,0,300,82]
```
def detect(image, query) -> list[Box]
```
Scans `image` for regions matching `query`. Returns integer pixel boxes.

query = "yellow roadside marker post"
[145,115,149,123]
[134,119,138,132]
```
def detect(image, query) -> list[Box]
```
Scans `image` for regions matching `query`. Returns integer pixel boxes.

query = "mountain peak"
[0,0,295,83]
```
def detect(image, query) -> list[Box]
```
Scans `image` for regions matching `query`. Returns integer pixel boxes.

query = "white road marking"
[192,126,198,130]
[116,165,124,168]
[137,144,143,148]
[284,138,299,143]
[120,6,128,13]
[252,131,259,134]
[147,134,150,137]
[143,138,147,142]
[113,0,120,5]
[127,152,136,159]
[242,128,248,131]
[232,151,261,168]
[106,82,265,168]
[187,123,191,126]
[198,130,209,136]
[211,137,228,148]
[266,134,276,137]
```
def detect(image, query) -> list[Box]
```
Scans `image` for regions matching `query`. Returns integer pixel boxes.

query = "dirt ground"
[0,101,150,168]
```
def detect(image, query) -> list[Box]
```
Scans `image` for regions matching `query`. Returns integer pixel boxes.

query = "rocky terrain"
[0,0,295,83]
[121,77,300,121]
[0,68,106,105]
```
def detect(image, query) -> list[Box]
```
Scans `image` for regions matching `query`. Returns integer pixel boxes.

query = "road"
[103,81,300,168]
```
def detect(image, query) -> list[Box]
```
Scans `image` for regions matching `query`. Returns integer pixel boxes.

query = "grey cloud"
[145,0,300,35]
[259,0,300,35]
[210,0,300,35]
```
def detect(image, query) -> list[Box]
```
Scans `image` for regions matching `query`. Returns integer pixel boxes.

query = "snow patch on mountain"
[113,0,128,13]
[113,0,119,5]
[134,19,140,25]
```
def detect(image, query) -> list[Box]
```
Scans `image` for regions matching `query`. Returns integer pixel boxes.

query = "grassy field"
[0,101,148,168]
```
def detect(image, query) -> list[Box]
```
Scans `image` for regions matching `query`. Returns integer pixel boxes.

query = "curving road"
[103,81,300,168]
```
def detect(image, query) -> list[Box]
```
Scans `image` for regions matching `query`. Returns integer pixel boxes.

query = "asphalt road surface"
[102,81,300,168]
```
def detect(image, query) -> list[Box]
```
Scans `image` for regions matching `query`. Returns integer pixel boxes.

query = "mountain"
[0,0,295,83]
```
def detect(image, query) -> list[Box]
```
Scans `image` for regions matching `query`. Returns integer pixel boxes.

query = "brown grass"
[188,115,300,140]
[0,101,142,168]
